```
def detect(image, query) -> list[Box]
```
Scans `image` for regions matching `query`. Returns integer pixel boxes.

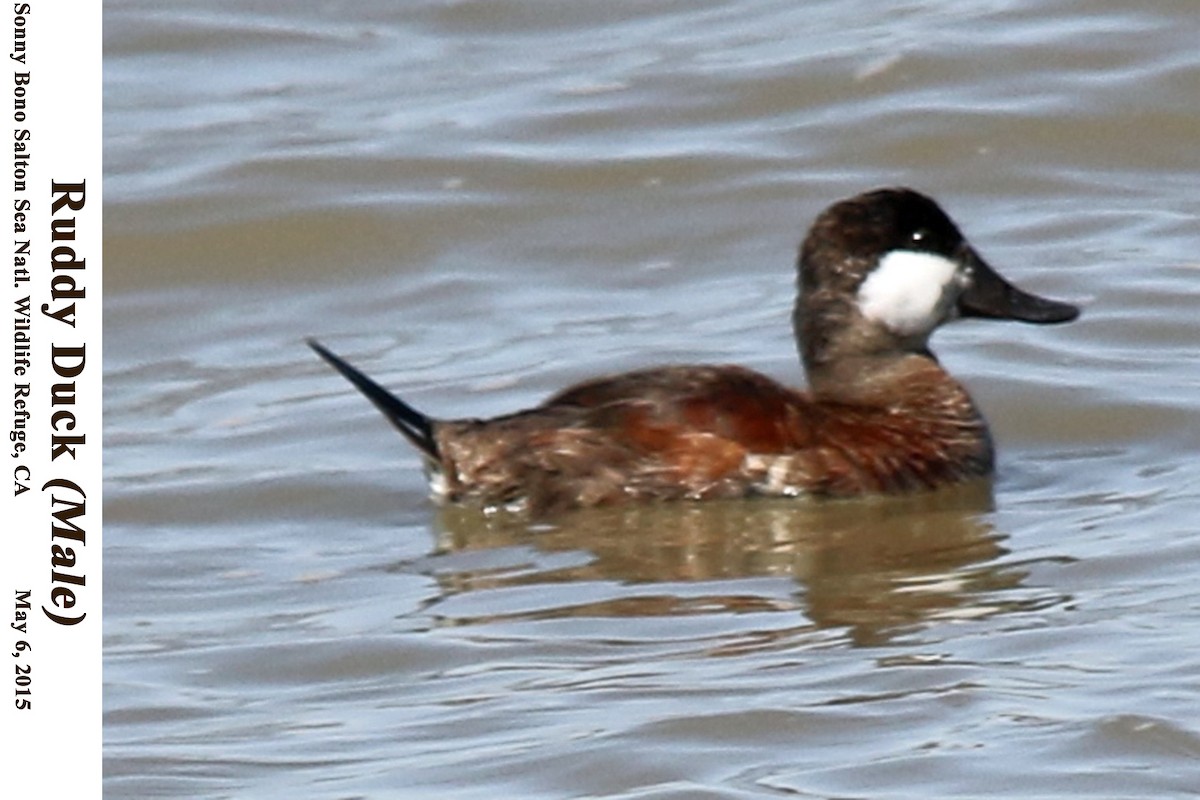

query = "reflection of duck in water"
[427,487,1044,647]
[311,188,1077,515]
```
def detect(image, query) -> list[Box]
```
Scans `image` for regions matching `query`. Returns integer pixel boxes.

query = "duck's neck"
[794,295,964,410]
[803,351,946,405]
[807,352,987,441]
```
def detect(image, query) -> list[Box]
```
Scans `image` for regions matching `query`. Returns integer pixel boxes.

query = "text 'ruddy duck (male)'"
[310,188,1079,515]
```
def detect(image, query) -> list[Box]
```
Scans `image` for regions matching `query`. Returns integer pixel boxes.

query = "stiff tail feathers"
[307,339,439,460]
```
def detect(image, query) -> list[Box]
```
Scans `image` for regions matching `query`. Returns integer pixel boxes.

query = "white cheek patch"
[856,250,963,336]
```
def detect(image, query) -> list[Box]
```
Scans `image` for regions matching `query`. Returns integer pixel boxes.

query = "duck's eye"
[909,229,929,246]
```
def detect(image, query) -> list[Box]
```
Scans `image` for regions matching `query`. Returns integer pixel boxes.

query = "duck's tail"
[307,339,439,461]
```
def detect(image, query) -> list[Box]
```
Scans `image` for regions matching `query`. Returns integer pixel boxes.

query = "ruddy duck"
[310,188,1078,514]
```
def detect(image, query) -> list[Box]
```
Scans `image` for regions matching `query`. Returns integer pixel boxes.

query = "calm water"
[104,1,1200,797]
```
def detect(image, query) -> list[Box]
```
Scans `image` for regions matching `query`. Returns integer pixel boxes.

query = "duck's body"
[311,188,1078,514]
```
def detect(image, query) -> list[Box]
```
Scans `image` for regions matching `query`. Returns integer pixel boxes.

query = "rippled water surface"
[105,1,1200,797]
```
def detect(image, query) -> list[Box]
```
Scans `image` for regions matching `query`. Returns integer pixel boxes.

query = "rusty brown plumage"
[429,357,991,514]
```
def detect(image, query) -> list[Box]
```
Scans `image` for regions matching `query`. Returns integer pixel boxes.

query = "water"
[104,1,1200,797]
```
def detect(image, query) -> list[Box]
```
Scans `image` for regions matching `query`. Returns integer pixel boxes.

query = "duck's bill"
[957,249,1079,324]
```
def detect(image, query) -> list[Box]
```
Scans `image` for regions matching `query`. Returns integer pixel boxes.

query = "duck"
[309,187,1078,514]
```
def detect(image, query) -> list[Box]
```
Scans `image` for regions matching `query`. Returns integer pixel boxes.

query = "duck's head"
[794,187,1079,383]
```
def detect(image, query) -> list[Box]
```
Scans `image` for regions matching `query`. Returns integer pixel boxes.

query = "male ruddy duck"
[310,188,1078,514]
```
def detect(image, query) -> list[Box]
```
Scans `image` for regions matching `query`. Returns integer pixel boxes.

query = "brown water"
[104,1,1200,797]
